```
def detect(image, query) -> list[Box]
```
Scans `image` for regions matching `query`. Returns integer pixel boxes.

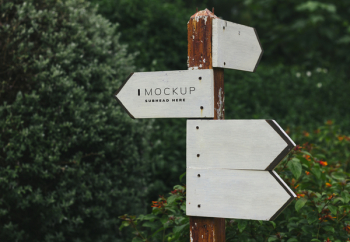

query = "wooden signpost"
[115,8,296,242]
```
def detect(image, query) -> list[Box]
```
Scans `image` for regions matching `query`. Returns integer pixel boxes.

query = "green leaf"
[342,191,350,203]
[332,172,346,180]
[328,205,337,215]
[179,172,186,182]
[173,223,188,237]
[140,214,158,221]
[301,151,313,157]
[268,236,278,242]
[295,198,307,212]
[299,157,311,168]
[307,213,318,225]
[151,227,166,237]
[287,158,302,179]
[310,239,321,242]
[322,226,335,233]
[142,221,161,230]
[314,154,326,159]
[237,220,248,232]
[160,215,168,225]
[132,237,143,242]
[287,238,299,242]
[311,166,321,179]
[269,221,276,229]
[167,195,177,205]
[180,203,186,212]
[119,221,130,231]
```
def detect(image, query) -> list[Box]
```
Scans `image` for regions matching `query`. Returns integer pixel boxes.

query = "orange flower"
[338,136,344,141]
[304,155,311,161]
[294,145,302,151]
[296,193,305,199]
[320,161,328,166]
[326,183,332,187]
[294,184,300,189]
[303,131,310,137]
[344,225,350,233]
[326,238,331,242]
[305,171,310,175]
[326,120,333,125]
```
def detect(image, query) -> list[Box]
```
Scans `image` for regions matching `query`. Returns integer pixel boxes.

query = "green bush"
[0,0,153,241]
[120,122,350,242]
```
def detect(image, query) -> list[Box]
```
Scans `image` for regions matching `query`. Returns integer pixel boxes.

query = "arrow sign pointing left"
[115,69,214,119]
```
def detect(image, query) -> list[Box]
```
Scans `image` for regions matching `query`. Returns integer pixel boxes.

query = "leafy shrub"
[0,0,153,241]
[120,122,350,242]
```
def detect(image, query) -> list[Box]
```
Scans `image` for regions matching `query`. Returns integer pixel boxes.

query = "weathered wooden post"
[187,9,226,242]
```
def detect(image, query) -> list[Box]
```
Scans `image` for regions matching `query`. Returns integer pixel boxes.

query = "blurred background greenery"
[1,0,349,241]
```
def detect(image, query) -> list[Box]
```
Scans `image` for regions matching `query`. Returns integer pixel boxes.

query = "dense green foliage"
[0,1,153,241]
[120,122,350,241]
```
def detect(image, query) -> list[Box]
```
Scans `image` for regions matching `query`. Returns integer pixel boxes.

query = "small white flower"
[296,72,301,78]
[323,68,328,73]
[306,71,312,77]
[316,67,322,73]
[317,83,322,88]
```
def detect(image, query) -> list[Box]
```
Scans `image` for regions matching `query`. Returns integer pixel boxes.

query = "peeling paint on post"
[187,8,225,242]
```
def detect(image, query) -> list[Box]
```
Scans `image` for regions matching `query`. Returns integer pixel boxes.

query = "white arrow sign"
[187,120,295,170]
[115,69,214,119]
[186,119,296,220]
[186,169,296,221]
[212,18,263,72]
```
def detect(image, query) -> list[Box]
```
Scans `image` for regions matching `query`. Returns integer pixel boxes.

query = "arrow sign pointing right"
[186,169,296,221]
[212,19,263,72]
[187,119,295,170]
[186,119,296,221]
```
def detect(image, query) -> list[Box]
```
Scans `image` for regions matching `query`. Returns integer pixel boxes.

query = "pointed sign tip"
[252,28,264,72]
[114,72,135,119]
[269,170,296,220]
[265,120,296,170]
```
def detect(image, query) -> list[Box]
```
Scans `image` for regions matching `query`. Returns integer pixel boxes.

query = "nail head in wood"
[197,154,200,157]
[200,106,203,110]
[199,76,202,80]
[196,126,199,129]
[197,174,200,177]
[198,204,201,208]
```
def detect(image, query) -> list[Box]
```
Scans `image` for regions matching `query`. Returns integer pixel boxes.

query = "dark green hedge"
[0,1,153,241]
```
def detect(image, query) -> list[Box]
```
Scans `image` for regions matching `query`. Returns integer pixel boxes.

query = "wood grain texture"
[187,9,218,70]
[190,217,225,242]
[212,18,263,72]
[213,68,224,120]
[187,119,295,170]
[115,69,214,119]
[186,168,296,220]
[188,9,225,241]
